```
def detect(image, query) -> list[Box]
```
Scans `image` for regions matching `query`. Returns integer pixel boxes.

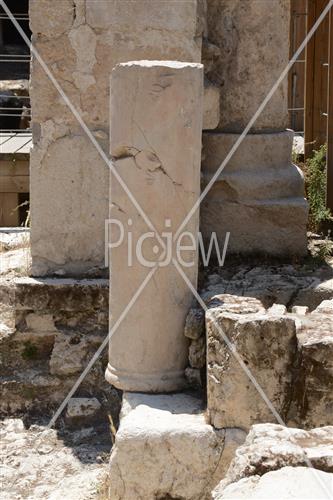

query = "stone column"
[202,0,308,255]
[106,61,203,392]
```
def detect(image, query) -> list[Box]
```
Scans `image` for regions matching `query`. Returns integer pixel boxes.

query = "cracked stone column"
[106,61,203,392]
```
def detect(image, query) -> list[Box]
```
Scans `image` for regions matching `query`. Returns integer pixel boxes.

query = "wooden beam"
[327,5,333,210]
[0,160,29,176]
[304,0,316,158]
[0,193,19,226]
[0,175,29,193]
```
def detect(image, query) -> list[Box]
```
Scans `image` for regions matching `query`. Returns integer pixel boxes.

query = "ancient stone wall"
[0,277,119,415]
[29,0,203,276]
[29,0,308,270]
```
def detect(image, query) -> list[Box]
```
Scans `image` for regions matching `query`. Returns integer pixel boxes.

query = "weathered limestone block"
[29,0,203,275]
[0,276,114,415]
[185,295,265,376]
[108,393,242,500]
[206,0,290,131]
[30,135,109,276]
[184,308,205,340]
[106,61,203,392]
[289,300,333,428]
[49,330,104,376]
[218,423,333,490]
[189,336,206,369]
[213,467,333,500]
[207,308,297,429]
[294,278,333,310]
[201,131,308,255]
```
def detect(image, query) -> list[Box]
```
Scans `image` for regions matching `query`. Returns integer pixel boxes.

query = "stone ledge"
[109,392,246,500]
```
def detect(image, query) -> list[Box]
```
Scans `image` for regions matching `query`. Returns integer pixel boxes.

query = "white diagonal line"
[174,0,333,240]
[172,258,332,498]
[0,0,166,252]
[48,265,158,428]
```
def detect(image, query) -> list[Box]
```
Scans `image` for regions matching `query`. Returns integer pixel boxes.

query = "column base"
[201,131,308,256]
[105,363,187,393]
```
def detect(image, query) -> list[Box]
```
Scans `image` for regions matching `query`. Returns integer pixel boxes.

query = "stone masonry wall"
[0,276,120,417]
[29,0,203,276]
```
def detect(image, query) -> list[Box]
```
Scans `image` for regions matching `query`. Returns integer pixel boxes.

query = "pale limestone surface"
[29,0,202,276]
[288,299,333,428]
[106,61,203,392]
[206,307,296,430]
[66,397,101,419]
[214,467,333,499]
[108,393,245,500]
[201,130,308,255]
[0,418,108,500]
[206,0,290,131]
[218,423,333,491]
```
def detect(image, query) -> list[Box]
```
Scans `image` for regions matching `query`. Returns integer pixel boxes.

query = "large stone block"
[106,61,203,392]
[206,0,290,131]
[214,467,333,500]
[29,0,203,275]
[108,393,244,500]
[200,131,308,256]
[206,307,297,430]
[288,300,333,428]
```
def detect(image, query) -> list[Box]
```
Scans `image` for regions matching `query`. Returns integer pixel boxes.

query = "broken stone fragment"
[267,303,287,315]
[50,332,104,376]
[184,308,205,339]
[289,300,333,428]
[292,305,309,315]
[314,298,333,315]
[185,367,202,388]
[218,423,333,491]
[66,397,102,426]
[189,336,206,369]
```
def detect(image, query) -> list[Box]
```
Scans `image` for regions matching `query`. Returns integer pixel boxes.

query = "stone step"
[202,130,295,174]
[201,168,305,200]
[108,392,246,500]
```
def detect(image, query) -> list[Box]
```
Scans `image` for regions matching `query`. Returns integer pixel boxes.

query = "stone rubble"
[217,423,333,490]
[212,423,333,499]
[0,418,110,500]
